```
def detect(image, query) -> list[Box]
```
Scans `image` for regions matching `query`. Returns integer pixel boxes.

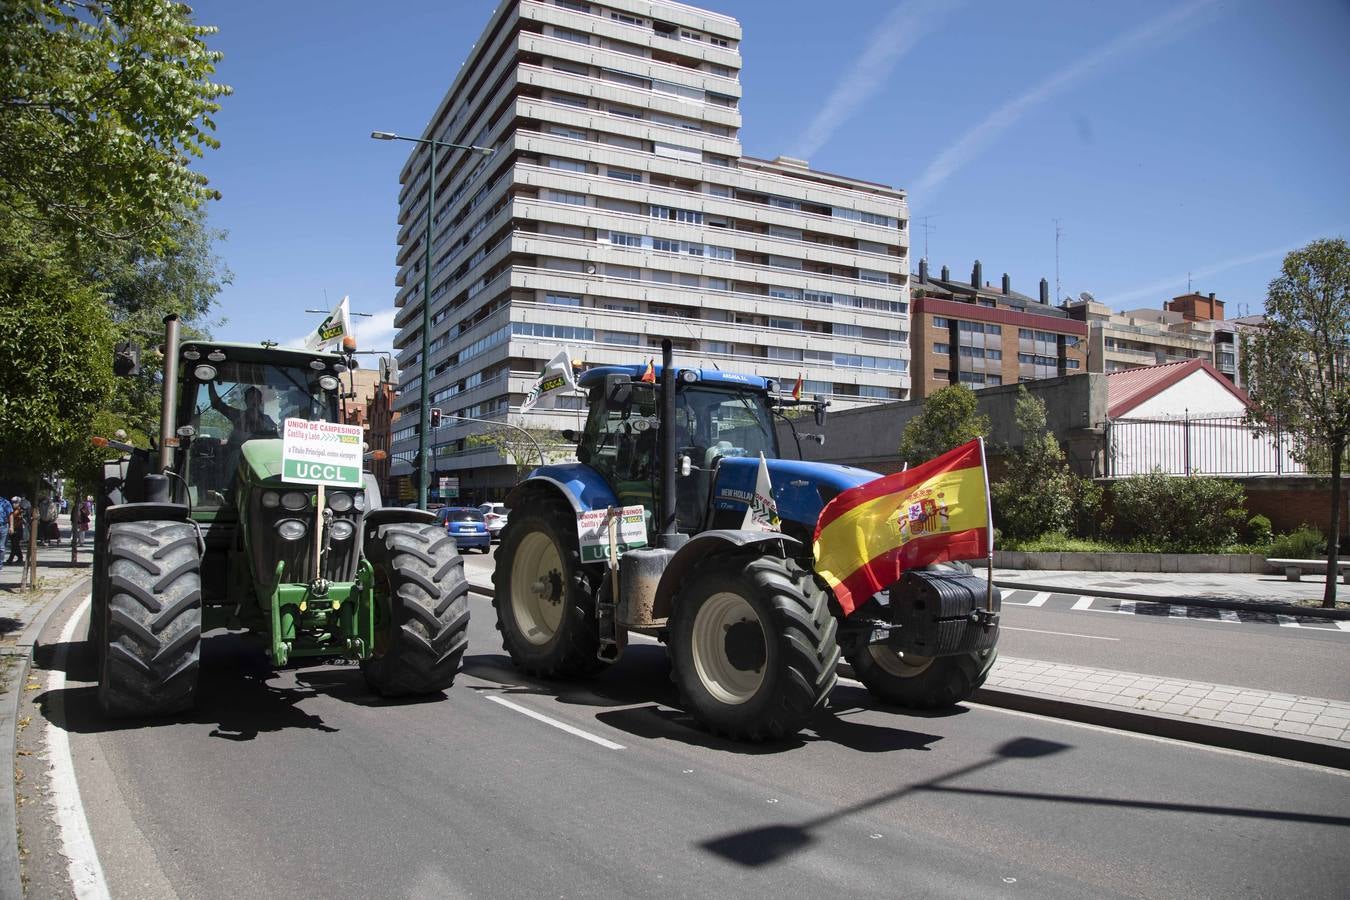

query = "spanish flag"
[813,438,991,615]
[640,359,656,383]
[791,373,803,401]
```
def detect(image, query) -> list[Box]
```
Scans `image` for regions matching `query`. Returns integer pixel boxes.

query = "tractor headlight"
[352,491,366,511]
[329,519,355,541]
[276,519,307,541]
[281,491,310,511]
[327,491,354,513]
[318,374,340,392]
[261,491,281,509]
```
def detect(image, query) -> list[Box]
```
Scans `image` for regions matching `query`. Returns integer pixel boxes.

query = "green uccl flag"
[520,348,577,412]
[304,295,352,350]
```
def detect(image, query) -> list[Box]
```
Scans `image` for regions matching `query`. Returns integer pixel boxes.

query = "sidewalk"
[0,526,94,899]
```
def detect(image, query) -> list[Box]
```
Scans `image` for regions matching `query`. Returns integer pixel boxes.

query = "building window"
[933,317,949,328]
[933,343,950,354]
[544,189,587,206]
[547,158,587,172]
[555,0,591,11]
[606,231,642,247]
[545,292,582,307]
[552,26,591,44]
[607,167,642,182]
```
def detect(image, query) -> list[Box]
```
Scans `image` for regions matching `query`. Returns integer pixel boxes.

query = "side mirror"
[813,395,829,428]
[113,341,141,377]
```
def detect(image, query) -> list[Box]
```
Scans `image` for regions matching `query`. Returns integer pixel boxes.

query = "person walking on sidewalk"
[0,495,11,575]
[72,496,92,550]
[6,497,24,569]
[37,495,57,546]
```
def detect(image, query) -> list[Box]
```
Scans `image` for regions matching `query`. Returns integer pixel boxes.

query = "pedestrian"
[38,494,57,546]
[0,495,10,575]
[6,498,24,568]
[73,496,92,550]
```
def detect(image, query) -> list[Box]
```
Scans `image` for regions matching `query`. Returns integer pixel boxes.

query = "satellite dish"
[1079,291,1095,302]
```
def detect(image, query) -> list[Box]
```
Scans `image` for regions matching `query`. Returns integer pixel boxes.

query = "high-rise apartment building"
[385,0,910,500]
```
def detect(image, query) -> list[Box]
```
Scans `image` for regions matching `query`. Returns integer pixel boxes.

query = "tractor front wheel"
[362,522,470,697]
[669,553,839,742]
[844,646,997,710]
[492,503,605,678]
[99,520,202,717]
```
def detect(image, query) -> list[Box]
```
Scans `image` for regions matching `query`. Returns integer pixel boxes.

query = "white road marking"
[1001,626,1119,642]
[1025,592,1051,607]
[1081,598,1137,615]
[1338,621,1350,633]
[486,695,626,750]
[47,596,112,900]
[1071,595,1095,611]
[1219,610,1241,623]
[1168,605,1190,619]
[1276,615,1301,629]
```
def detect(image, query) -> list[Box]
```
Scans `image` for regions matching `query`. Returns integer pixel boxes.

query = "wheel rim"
[690,591,765,705]
[868,645,935,678]
[511,531,566,646]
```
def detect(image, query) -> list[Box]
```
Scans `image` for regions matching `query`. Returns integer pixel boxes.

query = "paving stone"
[1189,708,1219,721]
[1246,716,1279,730]
[1215,711,1249,725]
[1319,716,1350,730]
[1225,703,1258,716]
[1274,721,1311,735]
[1161,703,1192,715]
[1282,711,1316,725]
[1194,698,1227,711]
[1307,725,1343,740]
[1260,699,1295,710]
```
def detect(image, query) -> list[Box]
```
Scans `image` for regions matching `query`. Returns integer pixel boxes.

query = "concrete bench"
[1267,557,1350,584]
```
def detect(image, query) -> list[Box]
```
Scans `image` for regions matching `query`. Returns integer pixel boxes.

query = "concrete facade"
[385,0,911,495]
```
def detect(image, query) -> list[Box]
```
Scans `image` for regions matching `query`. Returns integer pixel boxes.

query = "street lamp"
[371,130,495,509]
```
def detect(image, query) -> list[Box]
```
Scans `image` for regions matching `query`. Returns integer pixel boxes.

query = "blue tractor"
[493,341,1000,741]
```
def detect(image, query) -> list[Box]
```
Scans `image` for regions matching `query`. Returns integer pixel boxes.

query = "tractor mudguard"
[104,502,191,525]
[505,467,619,515]
[507,464,623,512]
[650,529,801,622]
[363,507,437,530]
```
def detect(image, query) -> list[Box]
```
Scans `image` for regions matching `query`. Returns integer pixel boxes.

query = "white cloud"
[284,306,397,352]
[791,0,963,161]
[1101,238,1321,309]
[913,0,1217,198]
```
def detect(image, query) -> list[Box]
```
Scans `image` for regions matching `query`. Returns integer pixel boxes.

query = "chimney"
[1039,278,1049,304]
[971,260,982,288]
[1002,273,1011,295]
[941,265,950,281]
[919,258,929,284]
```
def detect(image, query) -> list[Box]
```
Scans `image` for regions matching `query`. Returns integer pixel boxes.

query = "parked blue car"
[436,507,491,552]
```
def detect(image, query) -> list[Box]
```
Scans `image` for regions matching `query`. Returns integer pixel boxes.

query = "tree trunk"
[1324,435,1343,609]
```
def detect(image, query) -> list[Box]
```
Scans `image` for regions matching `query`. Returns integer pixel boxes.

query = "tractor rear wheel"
[362,522,470,697]
[99,520,202,717]
[844,646,997,710]
[669,553,839,741]
[492,503,605,678]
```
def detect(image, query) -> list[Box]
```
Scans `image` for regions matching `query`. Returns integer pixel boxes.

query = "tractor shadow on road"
[461,644,948,756]
[33,633,340,741]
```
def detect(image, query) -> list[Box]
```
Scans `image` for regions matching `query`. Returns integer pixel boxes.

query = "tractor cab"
[573,365,780,532]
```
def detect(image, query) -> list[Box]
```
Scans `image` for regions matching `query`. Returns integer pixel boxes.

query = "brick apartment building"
[910,259,1087,397]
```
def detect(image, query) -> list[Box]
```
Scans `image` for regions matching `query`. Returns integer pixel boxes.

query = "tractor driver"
[207,382,278,450]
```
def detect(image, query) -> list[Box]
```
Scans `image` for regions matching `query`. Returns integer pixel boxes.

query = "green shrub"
[991,388,1072,539]
[1068,475,1110,539]
[1270,525,1327,559]
[1109,470,1247,552]
[1246,514,1273,545]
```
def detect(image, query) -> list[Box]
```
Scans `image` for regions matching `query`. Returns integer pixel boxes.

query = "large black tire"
[669,552,839,742]
[99,520,202,717]
[88,464,126,650]
[844,646,997,710]
[491,502,605,678]
[361,522,470,697]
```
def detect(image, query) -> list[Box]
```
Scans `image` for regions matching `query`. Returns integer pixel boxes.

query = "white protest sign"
[577,505,648,563]
[281,418,364,487]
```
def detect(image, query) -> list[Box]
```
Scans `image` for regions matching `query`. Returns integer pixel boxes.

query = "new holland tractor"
[89,315,470,717]
[494,340,1000,741]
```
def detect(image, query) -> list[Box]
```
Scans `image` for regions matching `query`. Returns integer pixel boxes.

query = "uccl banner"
[281,418,364,487]
[812,439,991,614]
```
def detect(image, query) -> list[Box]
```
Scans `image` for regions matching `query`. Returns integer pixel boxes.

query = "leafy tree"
[466,422,572,478]
[991,387,1072,539]
[898,384,989,468]
[0,0,231,250]
[1240,237,1350,607]
[0,218,116,483]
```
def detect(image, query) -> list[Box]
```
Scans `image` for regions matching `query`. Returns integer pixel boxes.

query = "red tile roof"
[1106,358,1252,418]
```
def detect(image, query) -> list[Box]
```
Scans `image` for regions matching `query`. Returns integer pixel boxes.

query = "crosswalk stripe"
[1026,591,1051,607]
[1276,615,1301,628]
[1338,621,1350,633]
[1071,595,1095,611]
[1219,610,1240,623]
[1168,605,1189,619]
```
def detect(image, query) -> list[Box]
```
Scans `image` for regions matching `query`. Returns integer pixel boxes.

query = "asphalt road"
[20,590,1350,899]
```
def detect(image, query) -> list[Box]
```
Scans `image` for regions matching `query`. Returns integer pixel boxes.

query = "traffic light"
[430,408,442,428]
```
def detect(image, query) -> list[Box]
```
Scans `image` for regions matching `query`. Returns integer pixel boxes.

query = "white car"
[478,502,509,540]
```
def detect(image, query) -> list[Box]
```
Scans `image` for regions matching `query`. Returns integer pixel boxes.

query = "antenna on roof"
[920,215,938,262]
[1053,219,1064,303]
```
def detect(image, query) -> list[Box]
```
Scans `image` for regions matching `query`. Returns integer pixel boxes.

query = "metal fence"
[1105,414,1306,477]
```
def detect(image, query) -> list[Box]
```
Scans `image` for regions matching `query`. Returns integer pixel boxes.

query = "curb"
[969,684,1350,771]
[992,579,1350,620]
[1,575,91,900]
[467,579,1347,769]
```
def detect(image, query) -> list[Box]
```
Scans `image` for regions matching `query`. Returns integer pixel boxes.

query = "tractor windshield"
[183,360,341,507]
[675,386,779,467]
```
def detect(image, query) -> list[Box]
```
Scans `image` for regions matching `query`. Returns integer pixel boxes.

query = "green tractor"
[493,340,1000,741]
[90,315,470,716]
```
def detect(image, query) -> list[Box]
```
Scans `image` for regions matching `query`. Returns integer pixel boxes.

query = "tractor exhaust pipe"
[158,314,181,474]
[658,338,682,547]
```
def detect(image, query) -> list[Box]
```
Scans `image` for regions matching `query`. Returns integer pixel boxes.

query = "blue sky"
[194,0,1350,349]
